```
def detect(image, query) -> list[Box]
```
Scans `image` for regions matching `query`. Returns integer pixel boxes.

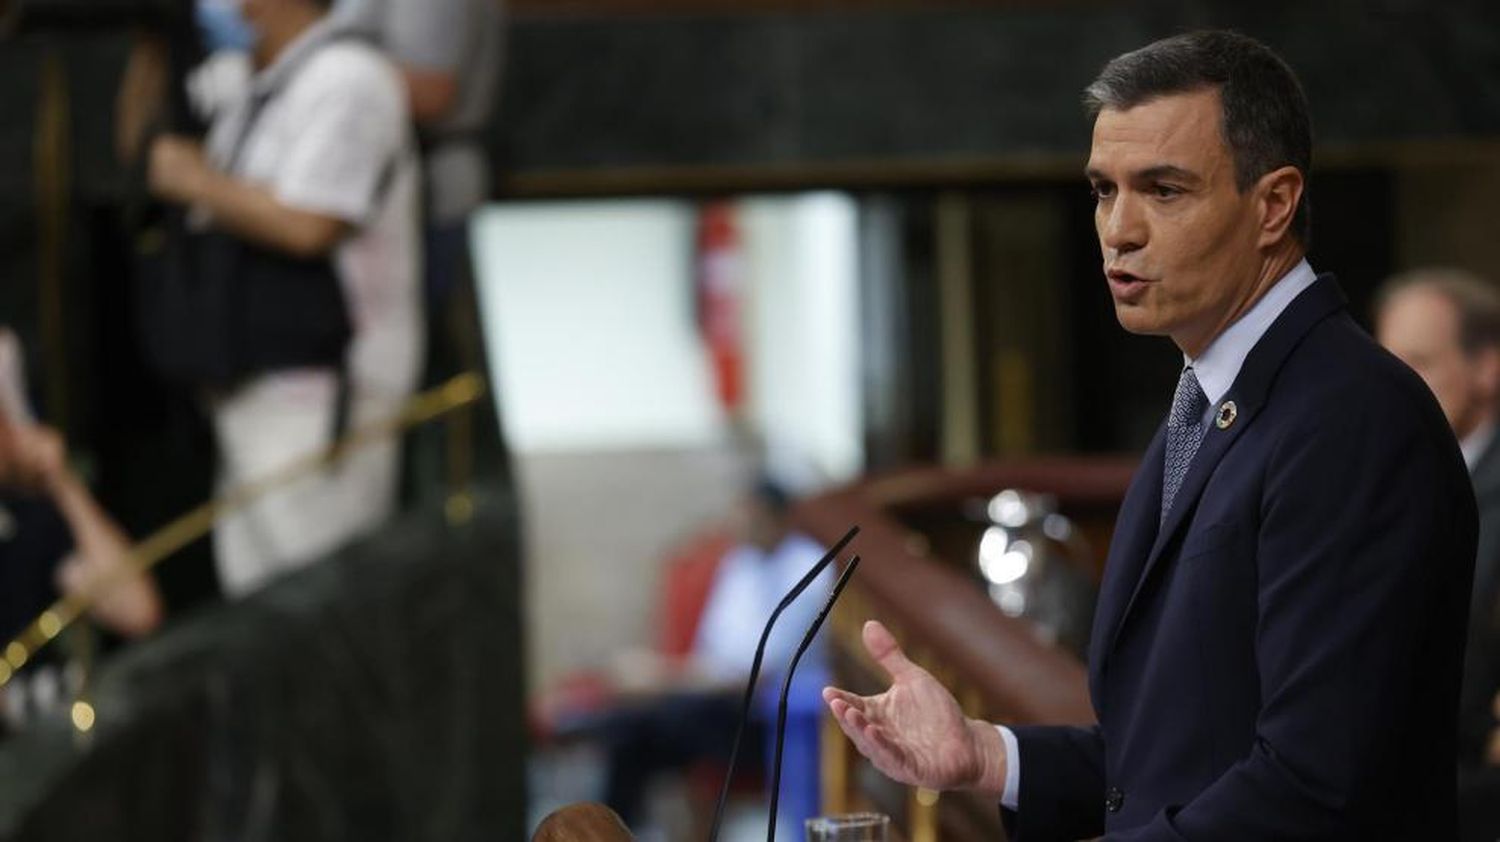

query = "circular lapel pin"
[1215,400,1238,430]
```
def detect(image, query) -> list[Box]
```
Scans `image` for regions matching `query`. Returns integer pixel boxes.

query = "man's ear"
[1255,165,1305,248]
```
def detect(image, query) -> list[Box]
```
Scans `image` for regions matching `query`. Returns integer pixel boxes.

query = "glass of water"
[804,812,890,841]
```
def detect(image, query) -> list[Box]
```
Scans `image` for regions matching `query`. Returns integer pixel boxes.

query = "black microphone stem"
[705,525,859,842]
[766,553,861,842]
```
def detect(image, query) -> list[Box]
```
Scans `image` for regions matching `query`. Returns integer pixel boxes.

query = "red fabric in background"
[696,201,744,414]
[655,529,734,658]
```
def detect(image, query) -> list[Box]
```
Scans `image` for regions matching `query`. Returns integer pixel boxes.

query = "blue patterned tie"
[1162,366,1208,524]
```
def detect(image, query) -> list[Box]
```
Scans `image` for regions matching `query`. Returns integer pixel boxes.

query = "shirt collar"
[1461,420,1497,472]
[1187,259,1319,407]
[251,16,345,96]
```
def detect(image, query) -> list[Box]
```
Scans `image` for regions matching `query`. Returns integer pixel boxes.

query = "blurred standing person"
[145,0,423,596]
[334,0,511,509]
[1376,268,1500,842]
[335,0,503,385]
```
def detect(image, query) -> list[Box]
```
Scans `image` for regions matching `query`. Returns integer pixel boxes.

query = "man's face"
[731,496,785,553]
[1377,288,1497,440]
[1086,89,1268,357]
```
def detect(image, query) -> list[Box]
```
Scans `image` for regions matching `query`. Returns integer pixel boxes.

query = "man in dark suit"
[1376,269,1500,842]
[823,31,1477,840]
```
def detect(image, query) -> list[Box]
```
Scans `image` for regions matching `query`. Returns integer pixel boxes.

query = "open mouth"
[1106,269,1150,300]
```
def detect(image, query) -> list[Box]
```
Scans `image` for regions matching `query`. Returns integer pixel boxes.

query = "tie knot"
[1170,366,1208,427]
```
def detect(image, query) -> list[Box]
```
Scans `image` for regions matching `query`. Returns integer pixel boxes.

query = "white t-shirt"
[693,531,832,713]
[189,21,424,596]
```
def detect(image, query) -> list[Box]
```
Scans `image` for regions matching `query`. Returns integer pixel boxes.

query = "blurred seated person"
[138,0,422,597]
[1375,268,1500,842]
[584,478,832,835]
[0,329,162,728]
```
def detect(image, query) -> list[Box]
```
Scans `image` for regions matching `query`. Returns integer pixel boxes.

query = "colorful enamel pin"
[1216,400,1238,430]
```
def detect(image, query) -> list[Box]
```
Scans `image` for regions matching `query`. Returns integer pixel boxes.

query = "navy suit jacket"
[1007,277,1478,840]
[1459,432,1500,770]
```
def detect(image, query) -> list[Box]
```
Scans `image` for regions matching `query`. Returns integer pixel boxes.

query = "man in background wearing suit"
[823,31,1477,840]
[1377,270,1500,842]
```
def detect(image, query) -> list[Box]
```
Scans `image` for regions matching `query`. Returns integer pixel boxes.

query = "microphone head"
[532,803,635,842]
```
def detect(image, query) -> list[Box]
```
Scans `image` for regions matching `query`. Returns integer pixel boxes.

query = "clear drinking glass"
[804,812,890,842]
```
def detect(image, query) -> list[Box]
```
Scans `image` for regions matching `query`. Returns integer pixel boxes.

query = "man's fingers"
[827,697,850,722]
[829,698,878,753]
[844,709,918,786]
[829,697,883,748]
[823,686,867,713]
[844,703,872,731]
[863,620,918,681]
[843,707,896,757]
[826,689,928,788]
[832,705,892,761]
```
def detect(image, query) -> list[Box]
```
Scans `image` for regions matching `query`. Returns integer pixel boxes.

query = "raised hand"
[822,620,1007,796]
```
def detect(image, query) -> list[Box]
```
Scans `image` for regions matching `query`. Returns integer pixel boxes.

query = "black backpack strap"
[331,358,352,452]
[229,28,401,450]
[226,27,367,173]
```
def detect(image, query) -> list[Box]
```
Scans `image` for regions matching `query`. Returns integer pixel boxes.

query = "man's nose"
[1100,194,1146,254]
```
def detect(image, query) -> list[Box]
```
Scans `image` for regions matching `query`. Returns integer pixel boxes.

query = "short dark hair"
[752,475,792,516]
[1376,269,1500,355]
[1084,30,1313,245]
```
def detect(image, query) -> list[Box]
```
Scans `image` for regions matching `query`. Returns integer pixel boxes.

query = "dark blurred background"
[2,0,1499,839]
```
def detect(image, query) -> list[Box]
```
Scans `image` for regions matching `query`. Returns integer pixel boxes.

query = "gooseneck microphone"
[705,525,860,842]
[765,553,861,842]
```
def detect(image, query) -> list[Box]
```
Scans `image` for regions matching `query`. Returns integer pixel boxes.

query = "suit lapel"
[1088,424,1165,699]
[1100,275,1350,664]
[1109,390,1258,648]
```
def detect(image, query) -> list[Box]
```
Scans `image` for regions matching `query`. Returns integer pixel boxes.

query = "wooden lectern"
[532,803,636,842]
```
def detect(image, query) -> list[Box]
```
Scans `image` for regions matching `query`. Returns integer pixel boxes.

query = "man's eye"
[1151,184,1182,199]
[1091,184,1114,201]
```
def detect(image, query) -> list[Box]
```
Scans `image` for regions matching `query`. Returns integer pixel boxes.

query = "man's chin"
[1112,304,1166,337]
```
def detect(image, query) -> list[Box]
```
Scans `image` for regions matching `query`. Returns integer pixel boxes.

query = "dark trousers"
[597,691,764,827]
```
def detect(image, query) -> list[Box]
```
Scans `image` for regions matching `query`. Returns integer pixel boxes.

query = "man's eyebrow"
[1135,164,1200,183]
[1084,164,1201,184]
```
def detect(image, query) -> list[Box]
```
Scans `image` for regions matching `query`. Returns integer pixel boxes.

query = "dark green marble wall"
[493,1,1500,175]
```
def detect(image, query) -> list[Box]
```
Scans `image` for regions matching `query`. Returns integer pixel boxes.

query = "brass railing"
[0,372,488,696]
